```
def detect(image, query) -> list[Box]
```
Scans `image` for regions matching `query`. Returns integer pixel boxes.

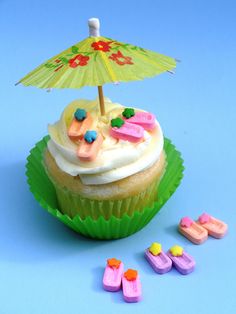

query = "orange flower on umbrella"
[91,41,112,52]
[109,50,133,66]
[69,54,90,68]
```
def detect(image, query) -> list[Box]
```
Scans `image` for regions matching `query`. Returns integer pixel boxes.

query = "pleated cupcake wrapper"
[47,172,159,220]
[26,136,184,239]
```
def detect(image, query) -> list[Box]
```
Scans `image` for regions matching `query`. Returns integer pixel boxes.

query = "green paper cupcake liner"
[45,169,161,220]
[26,136,184,239]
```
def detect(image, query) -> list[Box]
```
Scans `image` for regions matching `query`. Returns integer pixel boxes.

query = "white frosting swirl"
[47,98,164,185]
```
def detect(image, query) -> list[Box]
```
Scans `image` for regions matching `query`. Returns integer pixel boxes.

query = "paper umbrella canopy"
[17,18,177,115]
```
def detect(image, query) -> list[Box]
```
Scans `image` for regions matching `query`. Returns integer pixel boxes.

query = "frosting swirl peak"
[47,98,164,185]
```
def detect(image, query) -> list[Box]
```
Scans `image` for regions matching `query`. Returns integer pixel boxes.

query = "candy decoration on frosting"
[197,213,228,239]
[84,130,97,143]
[122,269,142,302]
[122,108,135,119]
[124,111,156,130]
[110,120,144,143]
[74,108,87,121]
[103,258,124,292]
[145,243,172,274]
[167,246,195,275]
[111,117,124,128]
[68,112,93,140]
[77,132,103,162]
[179,216,208,244]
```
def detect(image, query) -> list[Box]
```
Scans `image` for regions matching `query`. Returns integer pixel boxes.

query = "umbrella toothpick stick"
[89,18,106,116]
[98,85,105,115]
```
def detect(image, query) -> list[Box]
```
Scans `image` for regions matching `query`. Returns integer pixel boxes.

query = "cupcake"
[43,97,167,222]
[20,17,183,239]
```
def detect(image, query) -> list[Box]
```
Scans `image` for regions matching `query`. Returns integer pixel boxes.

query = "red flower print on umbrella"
[69,54,90,68]
[91,41,112,52]
[109,50,133,66]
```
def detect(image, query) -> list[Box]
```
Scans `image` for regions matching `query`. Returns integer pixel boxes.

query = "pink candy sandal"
[103,259,142,302]
[103,258,124,292]
[110,121,144,143]
[124,111,156,131]
[179,216,208,244]
[122,269,142,303]
[179,214,228,243]
[197,213,228,238]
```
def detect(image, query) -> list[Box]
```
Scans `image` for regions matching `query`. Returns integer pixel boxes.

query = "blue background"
[1,0,236,313]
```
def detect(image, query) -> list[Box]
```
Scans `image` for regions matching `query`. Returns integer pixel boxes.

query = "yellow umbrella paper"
[17,18,177,115]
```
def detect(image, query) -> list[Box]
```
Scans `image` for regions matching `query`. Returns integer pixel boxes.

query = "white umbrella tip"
[88,18,100,37]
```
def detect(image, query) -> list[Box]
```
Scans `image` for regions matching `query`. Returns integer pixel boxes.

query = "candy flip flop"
[197,213,228,239]
[123,109,156,131]
[167,245,195,275]
[103,258,124,292]
[110,117,144,143]
[77,131,103,162]
[68,110,93,140]
[122,269,142,303]
[179,216,208,244]
[145,242,172,274]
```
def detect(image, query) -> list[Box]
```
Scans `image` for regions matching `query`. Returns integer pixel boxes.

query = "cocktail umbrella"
[17,18,177,115]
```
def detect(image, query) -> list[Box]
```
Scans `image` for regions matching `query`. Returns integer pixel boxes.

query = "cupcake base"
[43,148,166,220]
[26,136,184,239]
